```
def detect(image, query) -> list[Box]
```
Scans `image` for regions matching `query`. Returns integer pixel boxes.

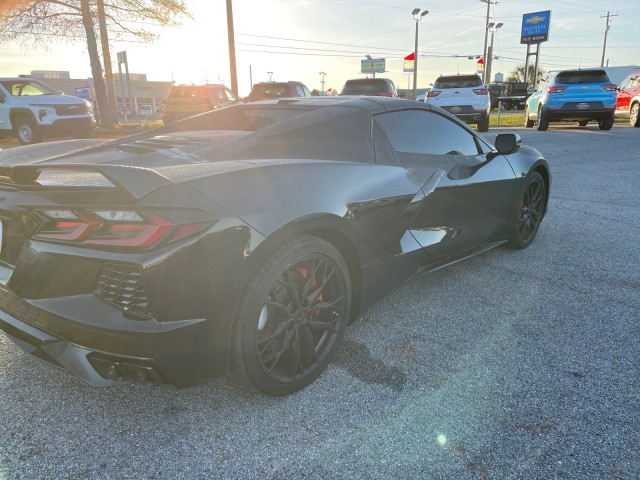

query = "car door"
[526,78,547,117]
[0,84,11,133]
[373,108,516,259]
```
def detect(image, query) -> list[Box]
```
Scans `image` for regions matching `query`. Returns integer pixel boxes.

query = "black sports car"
[0,97,550,396]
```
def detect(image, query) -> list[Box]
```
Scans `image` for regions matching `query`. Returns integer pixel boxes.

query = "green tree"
[507,64,547,87]
[0,0,191,125]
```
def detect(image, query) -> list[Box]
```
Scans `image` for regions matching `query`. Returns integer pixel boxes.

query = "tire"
[630,103,640,128]
[524,108,534,128]
[477,117,489,132]
[598,116,614,130]
[578,120,588,127]
[14,116,42,145]
[230,235,351,396]
[536,106,549,131]
[506,171,546,250]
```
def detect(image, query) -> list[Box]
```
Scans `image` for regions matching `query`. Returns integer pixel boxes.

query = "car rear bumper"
[0,282,218,387]
[545,107,614,121]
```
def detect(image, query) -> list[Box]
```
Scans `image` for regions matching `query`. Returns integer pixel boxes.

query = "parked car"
[340,78,398,97]
[0,97,550,396]
[0,77,95,145]
[614,71,640,127]
[243,81,311,102]
[162,84,238,124]
[525,69,618,131]
[424,74,490,132]
[138,104,153,116]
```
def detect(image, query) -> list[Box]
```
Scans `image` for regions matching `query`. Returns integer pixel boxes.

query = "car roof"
[549,68,607,75]
[241,95,429,113]
[253,81,305,86]
[171,84,228,89]
[343,78,394,83]
[436,73,480,78]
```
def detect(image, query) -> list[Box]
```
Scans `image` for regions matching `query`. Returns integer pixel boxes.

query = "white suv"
[0,77,95,145]
[424,74,491,132]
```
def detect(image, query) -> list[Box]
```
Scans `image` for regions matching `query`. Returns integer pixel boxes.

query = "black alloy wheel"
[231,236,351,396]
[507,172,546,249]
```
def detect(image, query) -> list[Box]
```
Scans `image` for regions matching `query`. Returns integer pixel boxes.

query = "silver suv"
[0,77,95,145]
[424,74,491,132]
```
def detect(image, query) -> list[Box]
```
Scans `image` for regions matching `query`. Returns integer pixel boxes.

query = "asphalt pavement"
[1,124,639,479]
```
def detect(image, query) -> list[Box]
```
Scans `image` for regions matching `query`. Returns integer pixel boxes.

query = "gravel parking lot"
[1,124,638,479]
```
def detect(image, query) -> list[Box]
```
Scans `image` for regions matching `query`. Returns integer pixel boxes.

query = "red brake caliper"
[297,266,322,316]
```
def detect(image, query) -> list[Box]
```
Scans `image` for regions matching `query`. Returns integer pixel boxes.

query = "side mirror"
[494,133,522,155]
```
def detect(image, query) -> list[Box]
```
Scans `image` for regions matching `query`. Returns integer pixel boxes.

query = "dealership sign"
[521,10,551,44]
[361,58,385,74]
[403,52,415,74]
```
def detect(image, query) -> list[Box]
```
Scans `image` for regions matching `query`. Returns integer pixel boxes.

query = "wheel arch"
[244,213,364,323]
[9,108,37,127]
[533,163,551,219]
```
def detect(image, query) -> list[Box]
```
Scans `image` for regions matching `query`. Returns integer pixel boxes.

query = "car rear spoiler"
[0,164,174,199]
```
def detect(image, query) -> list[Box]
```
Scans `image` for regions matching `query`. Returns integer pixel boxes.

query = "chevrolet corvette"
[0,97,550,395]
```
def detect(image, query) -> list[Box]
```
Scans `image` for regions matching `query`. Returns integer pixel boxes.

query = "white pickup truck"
[0,77,95,145]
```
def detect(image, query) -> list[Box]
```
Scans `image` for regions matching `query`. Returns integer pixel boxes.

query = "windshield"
[341,79,394,95]
[0,79,59,96]
[434,76,483,89]
[248,84,291,99]
[555,70,610,84]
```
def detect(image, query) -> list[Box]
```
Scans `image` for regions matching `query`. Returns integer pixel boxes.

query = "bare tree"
[507,65,547,87]
[0,0,191,125]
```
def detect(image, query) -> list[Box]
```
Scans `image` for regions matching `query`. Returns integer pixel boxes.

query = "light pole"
[412,8,429,100]
[267,71,273,82]
[319,71,326,95]
[485,22,503,84]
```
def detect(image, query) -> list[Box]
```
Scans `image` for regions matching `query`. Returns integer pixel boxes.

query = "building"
[28,70,174,115]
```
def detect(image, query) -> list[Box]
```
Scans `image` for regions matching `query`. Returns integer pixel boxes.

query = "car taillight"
[602,84,618,91]
[377,92,394,97]
[473,88,488,95]
[427,90,441,97]
[33,209,214,249]
[547,86,566,93]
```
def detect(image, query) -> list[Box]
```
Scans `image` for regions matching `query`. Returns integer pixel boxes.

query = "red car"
[614,72,640,127]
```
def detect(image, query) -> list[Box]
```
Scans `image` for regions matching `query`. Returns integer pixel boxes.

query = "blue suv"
[525,69,617,131]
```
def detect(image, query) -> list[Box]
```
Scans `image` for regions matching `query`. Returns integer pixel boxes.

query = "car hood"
[6,94,88,106]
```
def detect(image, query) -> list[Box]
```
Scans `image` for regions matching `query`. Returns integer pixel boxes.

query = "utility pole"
[226,0,238,96]
[96,0,117,126]
[479,0,497,84]
[600,11,618,68]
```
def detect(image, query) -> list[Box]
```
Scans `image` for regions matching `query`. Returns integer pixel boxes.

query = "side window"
[619,76,630,90]
[225,89,237,101]
[374,110,479,156]
[302,86,311,97]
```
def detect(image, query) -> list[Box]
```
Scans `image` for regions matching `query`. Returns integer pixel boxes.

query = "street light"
[412,8,429,100]
[485,22,503,84]
[319,71,326,95]
[267,71,273,82]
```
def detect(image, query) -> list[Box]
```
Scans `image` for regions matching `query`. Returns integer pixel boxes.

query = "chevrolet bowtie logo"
[526,15,546,25]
